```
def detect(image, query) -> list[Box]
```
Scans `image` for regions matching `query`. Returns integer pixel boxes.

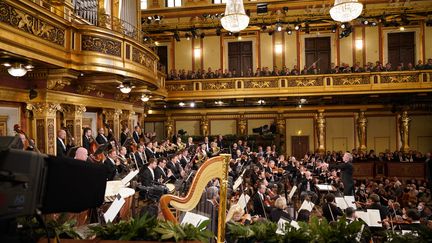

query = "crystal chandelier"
[220,0,249,33]
[330,0,363,22]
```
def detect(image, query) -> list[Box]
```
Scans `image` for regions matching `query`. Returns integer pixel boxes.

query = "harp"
[160,154,230,243]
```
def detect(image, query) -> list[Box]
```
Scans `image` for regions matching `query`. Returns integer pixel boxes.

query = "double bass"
[13,124,40,153]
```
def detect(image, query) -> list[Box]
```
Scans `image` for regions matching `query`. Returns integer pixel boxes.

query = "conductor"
[324,152,354,196]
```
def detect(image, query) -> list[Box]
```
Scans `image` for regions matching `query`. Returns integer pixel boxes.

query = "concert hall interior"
[1,0,432,242]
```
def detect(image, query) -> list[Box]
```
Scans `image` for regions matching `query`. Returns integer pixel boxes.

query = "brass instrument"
[160,154,230,243]
[177,141,186,150]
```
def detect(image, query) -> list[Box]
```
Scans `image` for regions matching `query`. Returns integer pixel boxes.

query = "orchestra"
[11,123,431,240]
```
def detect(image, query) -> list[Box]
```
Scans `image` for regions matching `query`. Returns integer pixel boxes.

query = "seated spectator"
[424,58,432,69]
[352,61,364,73]
[415,60,424,70]
[206,67,214,79]
[405,62,415,71]
[291,65,300,75]
[245,68,253,77]
[255,67,262,76]
[271,66,280,76]
[280,66,289,75]
[365,62,374,72]
[262,67,271,76]
[374,61,384,72]
[308,63,319,74]
[301,65,308,75]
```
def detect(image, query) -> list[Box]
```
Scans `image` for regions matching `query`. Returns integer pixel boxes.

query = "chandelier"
[330,0,363,22]
[117,82,135,94]
[220,0,249,33]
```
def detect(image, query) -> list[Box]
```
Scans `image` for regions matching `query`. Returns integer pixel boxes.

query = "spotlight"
[261,25,267,31]
[190,102,195,108]
[29,88,38,100]
[399,26,405,31]
[268,30,274,36]
[276,24,282,32]
[362,19,369,25]
[286,27,292,35]
[191,28,198,39]
[185,33,191,40]
[216,27,222,36]
[143,36,149,41]
[294,24,301,31]
[257,99,265,105]
[370,21,377,26]
[173,31,180,42]
[234,32,240,38]
[147,16,152,20]
[305,23,310,34]
[228,32,233,36]
[341,23,347,29]
[282,6,289,13]
[200,33,205,39]
[331,25,337,33]
[179,102,185,107]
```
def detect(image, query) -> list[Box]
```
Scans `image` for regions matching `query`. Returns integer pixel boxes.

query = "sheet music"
[290,220,300,230]
[344,196,357,209]
[298,200,314,212]
[315,184,335,191]
[181,212,209,228]
[276,218,289,235]
[121,169,139,185]
[236,193,250,210]
[233,176,243,191]
[288,186,297,200]
[103,194,125,223]
[335,197,349,210]
[356,209,382,227]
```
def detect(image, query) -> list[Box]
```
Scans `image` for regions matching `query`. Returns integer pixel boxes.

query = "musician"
[326,152,354,196]
[299,171,318,204]
[135,144,147,167]
[269,197,292,223]
[56,129,69,157]
[252,184,270,218]
[133,126,140,144]
[74,147,89,162]
[203,136,210,152]
[103,148,122,181]
[194,143,209,169]
[145,142,156,159]
[322,193,343,222]
[154,158,173,183]
[216,134,224,149]
[120,127,129,146]
[96,128,109,145]
[138,158,157,187]
[179,149,189,168]
[366,194,389,220]
[167,154,183,179]
[82,127,92,151]
[118,146,129,168]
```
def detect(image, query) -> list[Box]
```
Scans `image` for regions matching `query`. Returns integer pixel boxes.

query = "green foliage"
[386,225,432,243]
[308,216,367,243]
[281,221,312,243]
[90,214,214,242]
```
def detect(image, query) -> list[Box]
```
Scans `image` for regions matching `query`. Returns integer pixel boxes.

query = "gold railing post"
[217,154,231,243]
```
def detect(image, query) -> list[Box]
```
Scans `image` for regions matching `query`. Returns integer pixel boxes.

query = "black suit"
[330,162,354,195]
[120,132,128,146]
[133,131,140,144]
[56,138,67,157]
[167,161,181,179]
[135,151,147,167]
[252,192,267,217]
[269,208,291,223]
[154,166,169,183]
[104,158,120,181]
[82,135,91,152]
[322,202,343,222]
[139,166,155,187]
[145,147,156,160]
[96,134,109,145]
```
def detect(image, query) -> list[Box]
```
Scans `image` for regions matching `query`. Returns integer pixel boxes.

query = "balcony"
[165,70,432,101]
[0,0,162,91]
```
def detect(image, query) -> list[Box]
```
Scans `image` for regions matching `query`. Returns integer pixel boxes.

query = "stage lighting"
[276,23,282,32]
[305,23,310,34]
[261,25,267,30]
[341,22,347,29]
[362,19,369,25]
[185,33,191,40]
[331,25,337,33]
[216,27,222,36]
[294,24,301,31]
[200,33,205,39]
[173,31,180,42]
[286,27,292,35]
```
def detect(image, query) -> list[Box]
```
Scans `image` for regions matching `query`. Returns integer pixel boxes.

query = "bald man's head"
[74,147,88,161]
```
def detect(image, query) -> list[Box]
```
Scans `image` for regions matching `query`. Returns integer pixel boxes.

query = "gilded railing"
[0,0,161,89]
[165,71,432,100]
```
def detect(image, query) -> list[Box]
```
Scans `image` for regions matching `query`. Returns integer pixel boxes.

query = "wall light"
[355,39,363,49]
[274,44,283,54]
[5,63,33,77]
[190,102,195,107]
[194,48,201,58]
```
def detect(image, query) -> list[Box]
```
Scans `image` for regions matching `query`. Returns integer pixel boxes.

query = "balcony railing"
[165,70,432,100]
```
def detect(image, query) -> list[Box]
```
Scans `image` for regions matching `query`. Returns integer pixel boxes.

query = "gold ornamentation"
[356,111,367,152]
[381,74,418,83]
[47,118,55,155]
[82,35,121,57]
[288,78,323,87]
[114,93,129,101]
[200,115,209,136]
[166,83,193,91]
[62,105,86,116]
[333,76,369,86]
[244,80,278,88]
[276,114,286,134]
[27,103,61,116]
[315,111,326,153]
[47,79,71,91]
[96,91,105,97]
[0,2,65,46]
[132,47,155,69]
[203,81,234,90]
[165,116,174,139]
[76,84,96,95]
[238,115,247,135]
[36,119,45,153]
[399,111,411,153]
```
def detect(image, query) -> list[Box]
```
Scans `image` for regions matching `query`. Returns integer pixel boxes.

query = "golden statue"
[399,111,411,153]
[315,111,326,152]
[357,111,367,152]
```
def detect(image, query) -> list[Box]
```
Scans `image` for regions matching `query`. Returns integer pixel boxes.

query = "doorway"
[291,136,309,160]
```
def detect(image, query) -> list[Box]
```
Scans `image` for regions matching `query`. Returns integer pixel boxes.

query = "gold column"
[121,110,135,130]
[200,115,209,137]
[217,154,231,243]
[399,111,411,153]
[103,109,122,139]
[112,0,121,32]
[165,115,174,140]
[356,111,368,152]
[238,115,247,136]
[62,105,86,147]
[50,0,66,18]
[315,110,326,153]
[276,113,286,154]
[27,102,61,155]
